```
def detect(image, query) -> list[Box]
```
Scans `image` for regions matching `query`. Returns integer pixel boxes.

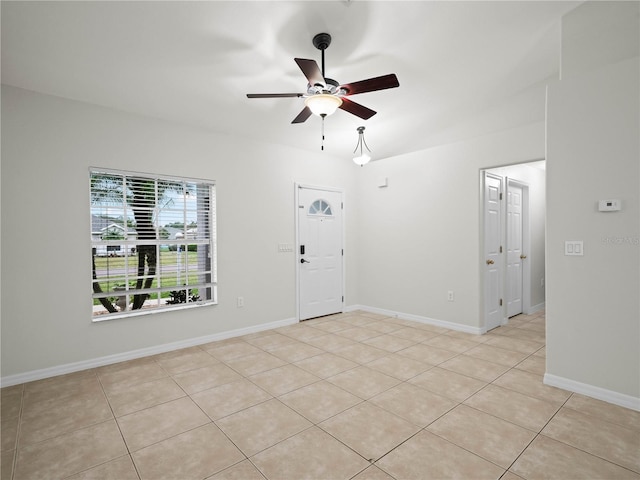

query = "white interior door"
[484,173,503,331]
[297,186,343,320]
[507,182,524,317]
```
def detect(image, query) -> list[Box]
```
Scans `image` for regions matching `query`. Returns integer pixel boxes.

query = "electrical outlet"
[237,296,244,308]
[447,291,454,302]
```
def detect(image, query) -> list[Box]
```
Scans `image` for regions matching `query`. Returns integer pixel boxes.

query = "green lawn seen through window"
[93,250,202,304]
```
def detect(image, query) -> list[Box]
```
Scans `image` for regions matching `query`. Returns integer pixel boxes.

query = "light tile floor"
[2,310,640,479]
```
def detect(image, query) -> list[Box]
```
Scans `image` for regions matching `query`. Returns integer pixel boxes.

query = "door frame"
[506,178,531,317]
[481,170,533,332]
[294,182,345,321]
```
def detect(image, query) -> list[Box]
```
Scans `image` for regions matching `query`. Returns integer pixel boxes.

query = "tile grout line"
[188,399,254,480]
[355,314,551,479]
[95,368,143,480]
[415,320,549,478]
[10,383,25,480]
[500,391,574,478]
[212,317,420,478]
[17,371,139,480]
[264,318,490,478]
[192,337,365,479]
[533,400,640,475]
[110,352,255,477]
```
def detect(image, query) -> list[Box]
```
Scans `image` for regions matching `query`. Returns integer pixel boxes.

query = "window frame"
[89,168,217,321]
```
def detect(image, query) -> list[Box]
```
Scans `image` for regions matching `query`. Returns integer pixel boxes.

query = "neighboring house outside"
[174,228,198,251]
[163,226,189,242]
[175,228,197,241]
[92,216,195,256]
[91,215,137,256]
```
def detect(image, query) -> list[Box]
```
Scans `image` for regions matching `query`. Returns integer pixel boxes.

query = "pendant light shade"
[304,94,343,117]
[352,126,372,166]
[353,152,371,166]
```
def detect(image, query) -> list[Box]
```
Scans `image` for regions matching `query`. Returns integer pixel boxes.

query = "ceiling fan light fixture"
[246,32,399,127]
[305,93,342,117]
[352,126,372,166]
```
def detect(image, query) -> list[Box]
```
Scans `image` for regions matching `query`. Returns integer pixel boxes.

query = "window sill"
[91,301,217,323]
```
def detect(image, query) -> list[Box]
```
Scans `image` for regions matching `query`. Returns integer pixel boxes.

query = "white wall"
[546,56,639,402]
[353,123,545,330]
[0,85,359,380]
[561,0,640,80]
[544,0,640,408]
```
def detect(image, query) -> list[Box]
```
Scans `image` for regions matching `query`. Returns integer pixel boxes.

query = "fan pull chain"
[321,114,325,151]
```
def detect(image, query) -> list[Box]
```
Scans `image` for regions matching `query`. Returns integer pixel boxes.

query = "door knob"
[486,259,494,265]
[300,258,311,264]
[520,254,527,259]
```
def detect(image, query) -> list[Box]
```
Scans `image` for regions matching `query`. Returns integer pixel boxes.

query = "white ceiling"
[1,1,580,161]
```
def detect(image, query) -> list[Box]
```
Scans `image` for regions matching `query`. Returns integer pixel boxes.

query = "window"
[308,199,333,216]
[90,169,217,320]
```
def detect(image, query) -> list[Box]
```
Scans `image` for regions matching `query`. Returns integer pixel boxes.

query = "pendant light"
[352,126,371,166]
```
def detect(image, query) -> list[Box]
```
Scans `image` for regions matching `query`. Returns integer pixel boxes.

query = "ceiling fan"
[246,33,399,124]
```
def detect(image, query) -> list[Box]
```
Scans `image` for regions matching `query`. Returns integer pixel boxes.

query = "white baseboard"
[0,317,298,388]
[526,302,545,315]
[345,304,484,335]
[544,373,640,412]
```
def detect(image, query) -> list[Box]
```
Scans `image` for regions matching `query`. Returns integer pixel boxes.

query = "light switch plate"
[278,243,293,253]
[565,240,584,256]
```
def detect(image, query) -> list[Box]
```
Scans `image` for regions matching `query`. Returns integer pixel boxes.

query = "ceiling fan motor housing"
[307,78,341,95]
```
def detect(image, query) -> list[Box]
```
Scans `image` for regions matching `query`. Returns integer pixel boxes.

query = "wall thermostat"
[598,199,621,212]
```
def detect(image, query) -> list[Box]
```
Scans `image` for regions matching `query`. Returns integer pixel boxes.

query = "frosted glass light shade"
[305,94,343,116]
[353,153,371,166]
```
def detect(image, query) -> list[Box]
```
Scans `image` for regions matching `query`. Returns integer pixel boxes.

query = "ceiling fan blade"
[339,74,399,96]
[338,98,376,120]
[247,93,303,98]
[294,58,325,88]
[292,106,313,124]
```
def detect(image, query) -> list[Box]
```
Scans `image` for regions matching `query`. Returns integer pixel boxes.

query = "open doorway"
[481,161,546,331]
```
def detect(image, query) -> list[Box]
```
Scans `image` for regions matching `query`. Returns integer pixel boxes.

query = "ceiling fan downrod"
[313,33,332,151]
[312,33,332,81]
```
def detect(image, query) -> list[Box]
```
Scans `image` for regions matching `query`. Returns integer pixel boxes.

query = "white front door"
[506,181,524,317]
[484,173,503,331]
[297,185,343,320]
